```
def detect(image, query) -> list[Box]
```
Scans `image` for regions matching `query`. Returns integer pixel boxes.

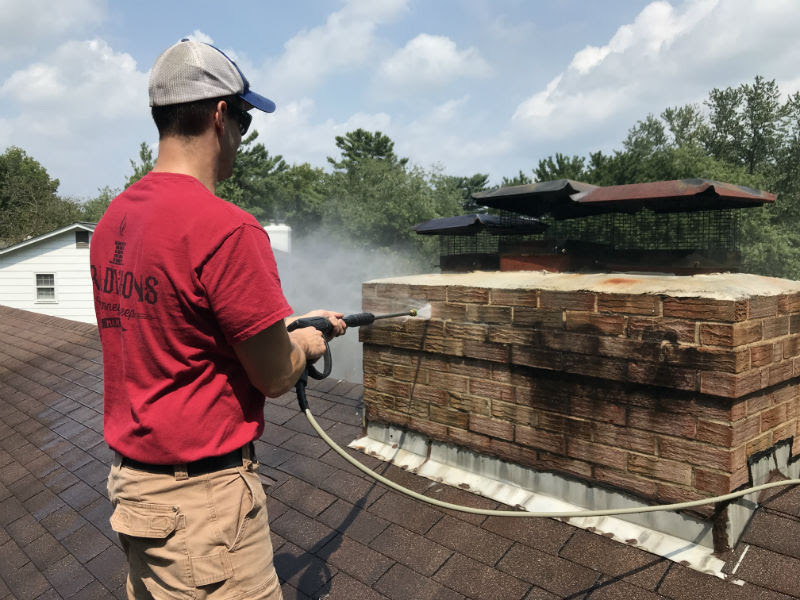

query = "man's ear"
[213,100,227,134]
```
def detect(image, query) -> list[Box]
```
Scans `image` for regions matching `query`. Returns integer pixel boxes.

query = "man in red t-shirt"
[91,39,344,599]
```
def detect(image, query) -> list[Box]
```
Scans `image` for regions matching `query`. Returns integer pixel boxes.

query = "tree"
[534,153,587,182]
[322,156,461,264]
[217,131,288,221]
[501,170,533,187]
[81,186,118,222]
[272,163,326,236]
[125,142,155,188]
[0,146,80,247]
[437,173,490,212]
[327,129,408,172]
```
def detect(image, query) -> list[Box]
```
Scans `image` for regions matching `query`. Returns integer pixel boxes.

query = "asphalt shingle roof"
[2,304,800,599]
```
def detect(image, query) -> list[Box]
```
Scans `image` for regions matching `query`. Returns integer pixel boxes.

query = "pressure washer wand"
[289,309,416,410]
[342,309,418,327]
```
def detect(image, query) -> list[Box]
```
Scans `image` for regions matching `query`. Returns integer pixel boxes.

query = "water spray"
[290,308,800,518]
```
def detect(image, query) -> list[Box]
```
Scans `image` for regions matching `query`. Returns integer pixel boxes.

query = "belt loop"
[174,464,189,481]
[242,442,257,471]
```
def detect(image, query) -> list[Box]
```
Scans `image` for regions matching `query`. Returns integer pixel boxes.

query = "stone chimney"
[358,271,800,556]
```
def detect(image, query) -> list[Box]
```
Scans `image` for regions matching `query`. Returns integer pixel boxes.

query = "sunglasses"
[227,102,252,136]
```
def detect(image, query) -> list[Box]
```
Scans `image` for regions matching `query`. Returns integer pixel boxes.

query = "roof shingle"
[3,305,800,599]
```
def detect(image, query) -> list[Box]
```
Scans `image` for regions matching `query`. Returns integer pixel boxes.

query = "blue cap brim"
[240,89,276,113]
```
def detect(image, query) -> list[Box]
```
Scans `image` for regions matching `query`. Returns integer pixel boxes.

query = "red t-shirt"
[91,172,292,464]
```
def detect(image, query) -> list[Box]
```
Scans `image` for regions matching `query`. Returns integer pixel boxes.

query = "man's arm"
[233,320,326,398]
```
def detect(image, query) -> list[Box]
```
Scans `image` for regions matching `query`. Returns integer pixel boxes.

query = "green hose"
[305,408,800,518]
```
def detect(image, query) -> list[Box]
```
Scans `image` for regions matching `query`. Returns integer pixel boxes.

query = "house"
[0,222,292,327]
[1,304,800,599]
[0,223,97,324]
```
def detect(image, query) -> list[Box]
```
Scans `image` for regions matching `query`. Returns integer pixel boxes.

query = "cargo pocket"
[110,499,194,597]
[110,498,182,539]
[189,550,234,587]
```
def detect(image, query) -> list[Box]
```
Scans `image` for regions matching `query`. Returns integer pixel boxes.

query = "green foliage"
[80,186,119,222]
[534,153,587,182]
[501,170,533,187]
[436,173,490,212]
[217,131,288,221]
[322,158,461,265]
[272,163,327,236]
[125,142,154,188]
[0,146,80,247]
[327,129,408,171]
[516,76,800,280]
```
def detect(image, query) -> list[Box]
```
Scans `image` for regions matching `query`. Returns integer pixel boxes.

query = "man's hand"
[288,326,327,361]
[287,309,347,339]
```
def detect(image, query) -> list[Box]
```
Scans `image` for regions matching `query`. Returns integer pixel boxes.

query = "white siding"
[0,231,96,324]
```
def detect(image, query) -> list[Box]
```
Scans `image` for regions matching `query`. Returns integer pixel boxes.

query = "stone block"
[409,384,448,406]
[535,451,593,479]
[444,322,489,342]
[486,326,535,345]
[469,415,514,441]
[749,296,779,319]
[597,293,659,315]
[778,292,800,314]
[490,401,536,425]
[763,315,790,340]
[540,291,596,311]
[592,421,657,454]
[565,312,626,335]
[462,340,509,363]
[628,407,695,438]
[699,370,763,398]
[447,427,491,453]
[626,361,697,391]
[465,304,512,324]
[429,302,467,321]
[511,344,564,371]
[594,467,657,499]
[628,317,696,344]
[429,405,468,428]
[489,289,539,307]
[447,285,489,304]
[567,438,627,470]
[628,454,692,485]
[469,378,514,402]
[699,321,762,347]
[662,297,748,322]
[657,436,733,471]
[512,307,563,329]
[515,425,566,454]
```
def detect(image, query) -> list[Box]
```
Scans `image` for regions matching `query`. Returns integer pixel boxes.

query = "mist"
[274,229,434,383]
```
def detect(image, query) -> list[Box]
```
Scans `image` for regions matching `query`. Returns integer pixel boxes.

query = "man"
[91,39,344,599]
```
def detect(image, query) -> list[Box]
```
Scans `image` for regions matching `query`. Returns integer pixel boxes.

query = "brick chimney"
[359,271,800,554]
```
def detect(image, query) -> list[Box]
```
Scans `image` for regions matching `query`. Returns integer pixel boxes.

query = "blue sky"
[1,0,799,200]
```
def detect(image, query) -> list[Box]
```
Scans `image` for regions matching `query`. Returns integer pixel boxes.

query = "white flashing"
[351,424,748,582]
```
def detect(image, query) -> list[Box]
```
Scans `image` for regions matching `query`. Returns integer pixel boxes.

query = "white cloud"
[0,38,150,198]
[0,0,107,60]
[187,30,215,45]
[3,39,147,121]
[376,34,491,93]
[512,0,800,142]
[250,97,392,168]
[262,0,409,98]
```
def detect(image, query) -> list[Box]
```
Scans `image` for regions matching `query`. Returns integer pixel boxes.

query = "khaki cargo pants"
[107,448,283,599]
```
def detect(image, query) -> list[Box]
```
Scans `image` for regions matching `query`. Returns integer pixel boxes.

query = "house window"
[76,230,90,247]
[35,273,56,302]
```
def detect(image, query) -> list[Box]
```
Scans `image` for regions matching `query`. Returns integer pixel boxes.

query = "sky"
[2,0,800,201]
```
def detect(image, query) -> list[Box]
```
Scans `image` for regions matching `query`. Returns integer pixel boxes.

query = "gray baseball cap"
[149,39,275,113]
